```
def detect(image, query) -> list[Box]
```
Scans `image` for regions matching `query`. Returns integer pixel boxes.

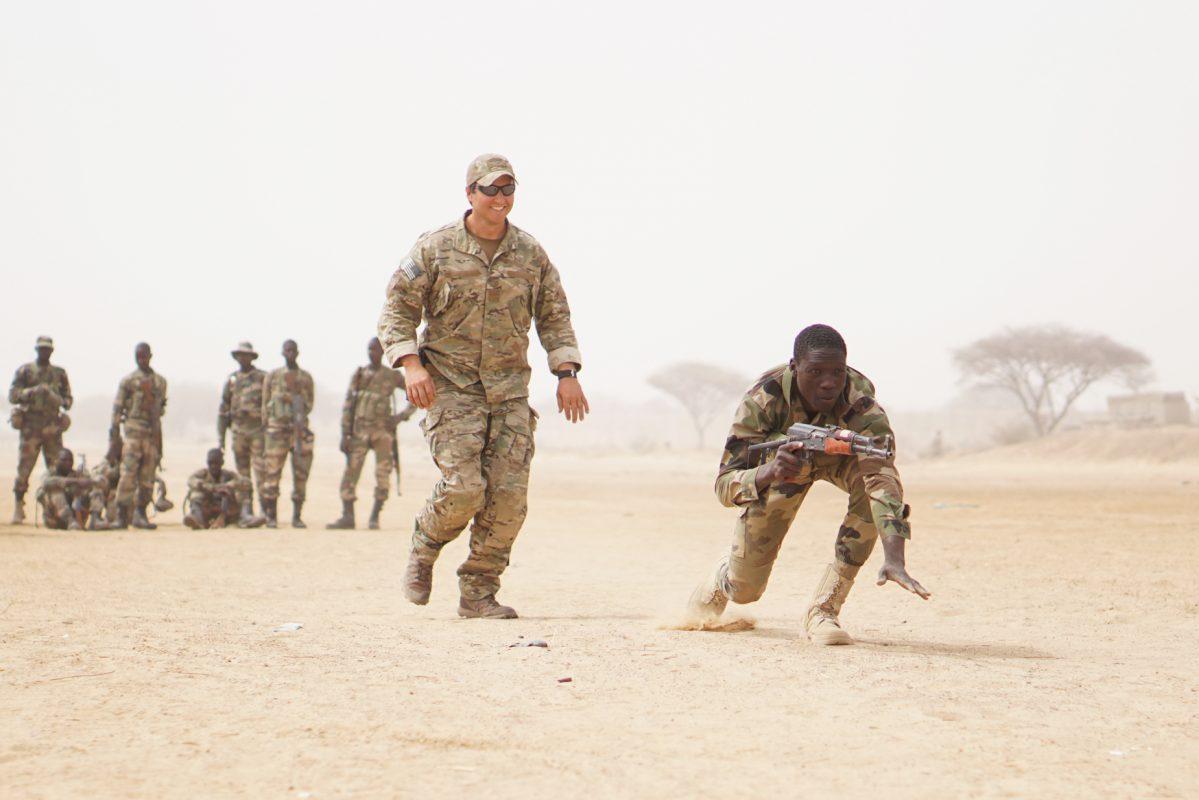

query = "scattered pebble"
[1109,750,1125,757]
[557,677,572,683]
[508,639,548,648]
[273,623,303,633]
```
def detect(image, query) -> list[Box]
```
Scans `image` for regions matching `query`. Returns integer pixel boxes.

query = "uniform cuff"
[546,346,583,373]
[879,517,911,540]
[384,341,419,369]
[734,467,763,505]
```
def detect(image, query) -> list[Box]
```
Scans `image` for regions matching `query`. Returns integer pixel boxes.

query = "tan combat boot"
[686,557,731,622]
[402,553,433,605]
[804,563,855,645]
[458,595,518,619]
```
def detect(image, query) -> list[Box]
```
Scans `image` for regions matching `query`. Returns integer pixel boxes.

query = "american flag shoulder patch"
[399,257,422,281]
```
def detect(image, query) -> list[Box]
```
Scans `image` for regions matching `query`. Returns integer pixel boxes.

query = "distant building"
[1107,392,1192,426]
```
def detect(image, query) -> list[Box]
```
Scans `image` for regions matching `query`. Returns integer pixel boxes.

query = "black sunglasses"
[474,183,516,197]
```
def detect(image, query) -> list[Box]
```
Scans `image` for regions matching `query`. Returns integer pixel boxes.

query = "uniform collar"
[784,363,852,423]
[454,212,515,261]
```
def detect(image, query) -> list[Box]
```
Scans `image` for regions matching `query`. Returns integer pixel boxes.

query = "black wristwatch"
[553,368,579,380]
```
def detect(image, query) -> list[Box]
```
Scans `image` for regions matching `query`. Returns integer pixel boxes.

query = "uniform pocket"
[503,407,534,466]
[429,279,452,317]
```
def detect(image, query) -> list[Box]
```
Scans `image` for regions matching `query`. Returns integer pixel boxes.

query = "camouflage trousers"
[725,455,879,604]
[116,435,159,507]
[38,488,80,529]
[413,377,537,601]
[229,427,266,504]
[338,429,395,502]
[261,427,314,502]
[187,484,250,527]
[14,423,63,494]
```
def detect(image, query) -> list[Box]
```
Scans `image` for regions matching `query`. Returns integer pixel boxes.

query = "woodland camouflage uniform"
[379,209,581,601]
[9,349,72,505]
[37,467,91,530]
[338,364,406,504]
[714,364,909,604]
[260,366,314,509]
[218,364,267,505]
[112,368,167,514]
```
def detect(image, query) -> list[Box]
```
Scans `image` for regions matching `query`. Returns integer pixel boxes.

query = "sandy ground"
[2,441,1198,799]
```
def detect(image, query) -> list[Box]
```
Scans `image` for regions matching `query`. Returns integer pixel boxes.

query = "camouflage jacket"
[715,363,910,539]
[341,364,405,435]
[262,367,314,431]
[187,467,245,496]
[378,212,583,404]
[91,460,120,499]
[40,468,92,499]
[219,368,267,433]
[112,369,167,438]
[9,362,72,421]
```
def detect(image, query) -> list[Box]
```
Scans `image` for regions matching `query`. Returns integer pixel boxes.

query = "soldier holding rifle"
[686,324,930,644]
[327,337,414,531]
[110,342,167,530]
[260,339,314,529]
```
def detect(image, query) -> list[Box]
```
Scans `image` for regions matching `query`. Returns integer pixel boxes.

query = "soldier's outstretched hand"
[557,377,589,423]
[876,562,931,599]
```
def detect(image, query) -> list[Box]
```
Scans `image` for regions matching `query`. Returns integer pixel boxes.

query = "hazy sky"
[2,1,1196,412]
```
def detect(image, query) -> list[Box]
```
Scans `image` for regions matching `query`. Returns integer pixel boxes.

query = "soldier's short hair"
[207,448,223,461]
[793,324,847,361]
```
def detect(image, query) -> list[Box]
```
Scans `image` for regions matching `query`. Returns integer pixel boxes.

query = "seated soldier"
[37,448,93,530]
[184,448,265,529]
[686,324,930,644]
[87,439,123,530]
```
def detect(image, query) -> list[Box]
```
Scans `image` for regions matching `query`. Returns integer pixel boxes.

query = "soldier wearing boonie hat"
[379,153,590,619]
[8,336,73,524]
[218,341,268,519]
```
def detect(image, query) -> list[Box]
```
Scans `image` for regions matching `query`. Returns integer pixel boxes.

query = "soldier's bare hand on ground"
[876,562,931,599]
[401,359,436,409]
[556,377,589,423]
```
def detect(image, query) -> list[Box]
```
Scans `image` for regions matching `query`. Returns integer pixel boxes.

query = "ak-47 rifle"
[344,368,361,460]
[748,422,894,462]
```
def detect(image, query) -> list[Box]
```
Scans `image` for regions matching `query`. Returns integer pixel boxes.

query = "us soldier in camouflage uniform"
[8,336,73,524]
[327,337,415,531]
[111,342,167,530]
[217,341,267,517]
[686,324,930,644]
[183,448,265,529]
[36,449,92,530]
[260,339,314,529]
[379,153,589,619]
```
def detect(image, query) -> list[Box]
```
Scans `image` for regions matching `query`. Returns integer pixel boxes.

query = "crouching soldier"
[183,448,265,530]
[686,324,930,644]
[37,449,93,530]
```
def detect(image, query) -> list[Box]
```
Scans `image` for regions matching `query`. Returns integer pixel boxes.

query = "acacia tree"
[648,362,749,448]
[953,325,1151,436]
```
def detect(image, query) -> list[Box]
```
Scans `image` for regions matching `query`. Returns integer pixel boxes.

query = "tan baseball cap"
[35,336,54,350]
[231,341,258,358]
[466,153,517,187]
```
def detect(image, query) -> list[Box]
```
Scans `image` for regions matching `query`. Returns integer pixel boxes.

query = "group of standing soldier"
[9,335,412,533]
